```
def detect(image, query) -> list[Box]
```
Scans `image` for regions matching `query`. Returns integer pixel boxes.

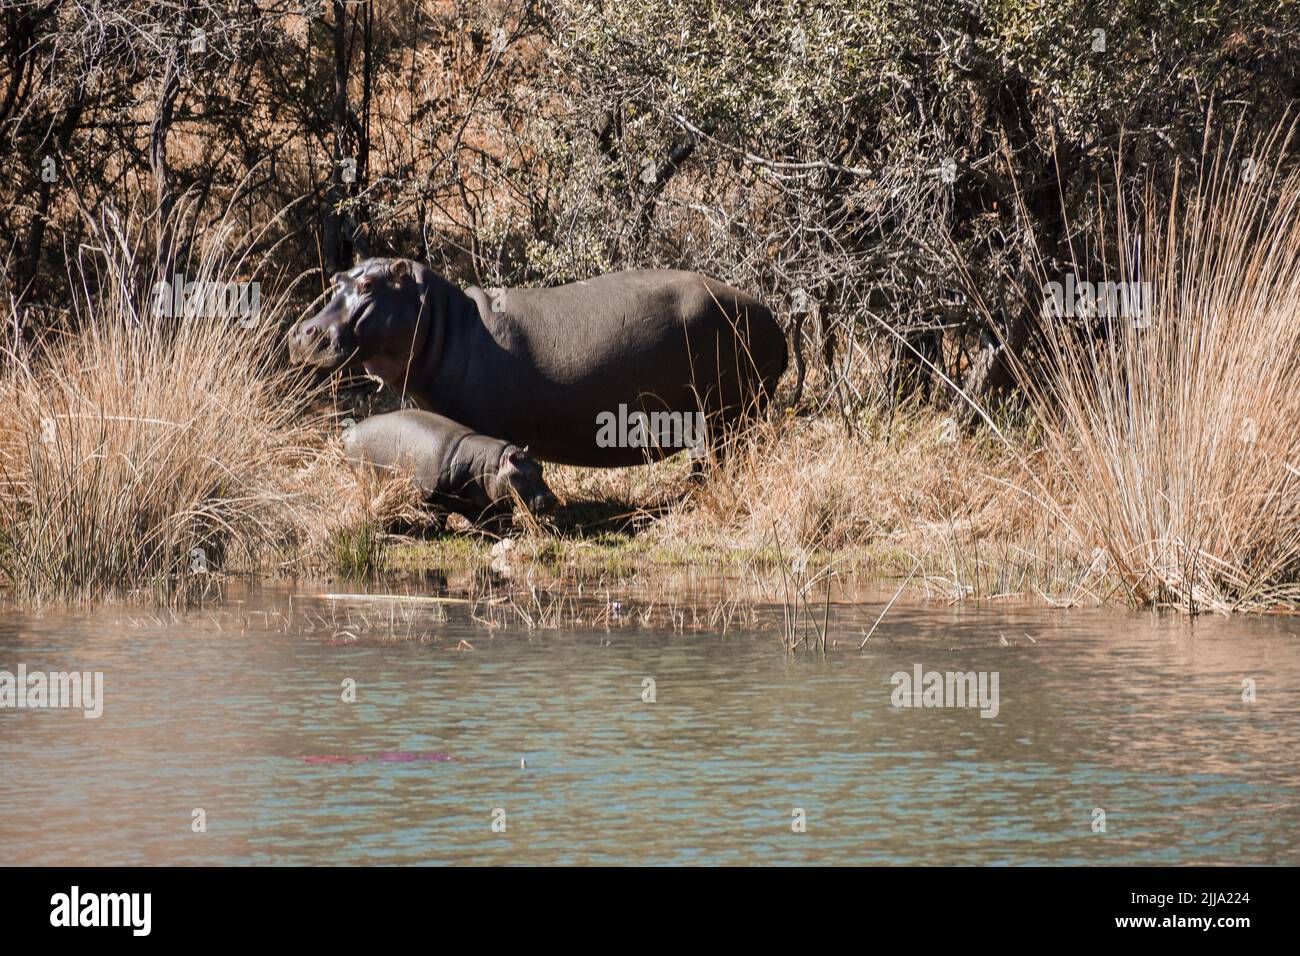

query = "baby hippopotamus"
[342,409,557,526]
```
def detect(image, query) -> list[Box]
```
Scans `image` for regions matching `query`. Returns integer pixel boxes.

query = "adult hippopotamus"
[342,409,556,524]
[288,258,787,467]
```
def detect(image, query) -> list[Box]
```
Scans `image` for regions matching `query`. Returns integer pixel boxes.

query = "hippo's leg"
[475,503,515,535]
[692,403,744,476]
[687,440,710,481]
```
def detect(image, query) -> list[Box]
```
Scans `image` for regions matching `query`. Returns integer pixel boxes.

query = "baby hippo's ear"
[507,445,528,465]
[388,259,411,280]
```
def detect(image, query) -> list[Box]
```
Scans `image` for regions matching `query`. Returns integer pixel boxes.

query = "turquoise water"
[2,584,1297,864]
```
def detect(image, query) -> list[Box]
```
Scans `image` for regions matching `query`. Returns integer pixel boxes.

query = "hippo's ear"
[388,259,411,280]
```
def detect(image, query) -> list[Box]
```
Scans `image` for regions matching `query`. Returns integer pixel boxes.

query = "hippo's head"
[494,445,557,515]
[287,259,426,372]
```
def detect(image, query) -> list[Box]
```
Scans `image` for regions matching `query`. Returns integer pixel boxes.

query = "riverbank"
[327,406,1097,610]
[1,318,1294,615]
[3,320,1296,615]
[4,151,1299,612]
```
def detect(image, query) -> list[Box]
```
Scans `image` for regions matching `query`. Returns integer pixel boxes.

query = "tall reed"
[0,203,321,602]
[1018,133,1300,611]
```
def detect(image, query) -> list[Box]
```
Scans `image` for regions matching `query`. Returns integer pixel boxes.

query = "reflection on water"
[1,581,1297,865]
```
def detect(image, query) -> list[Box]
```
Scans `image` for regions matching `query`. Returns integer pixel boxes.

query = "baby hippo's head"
[494,445,557,515]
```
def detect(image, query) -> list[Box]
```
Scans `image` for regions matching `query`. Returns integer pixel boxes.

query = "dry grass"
[1012,136,1300,612]
[656,411,1018,550]
[288,437,433,578]
[0,204,327,602]
[639,408,1082,598]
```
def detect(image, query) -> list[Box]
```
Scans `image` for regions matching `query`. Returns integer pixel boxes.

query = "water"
[2,580,1298,865]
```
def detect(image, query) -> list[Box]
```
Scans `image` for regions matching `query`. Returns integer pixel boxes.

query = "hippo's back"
[450,270,786,466]
[502,270,775,362]
[342,410,474,488]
